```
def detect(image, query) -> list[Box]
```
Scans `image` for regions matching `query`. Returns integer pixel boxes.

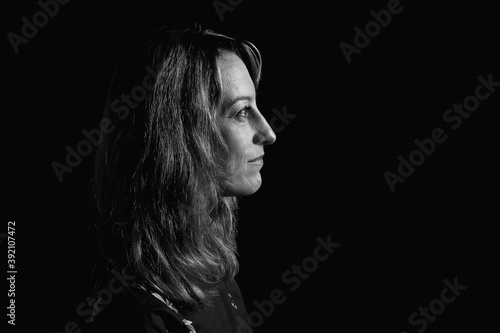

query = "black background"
[4,0,499,332]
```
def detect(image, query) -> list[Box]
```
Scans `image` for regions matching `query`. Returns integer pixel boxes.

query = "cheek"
[226,144,247,174]
[224,129,249,173]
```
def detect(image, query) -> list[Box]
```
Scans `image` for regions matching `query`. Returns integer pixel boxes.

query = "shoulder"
[85,286,192,333]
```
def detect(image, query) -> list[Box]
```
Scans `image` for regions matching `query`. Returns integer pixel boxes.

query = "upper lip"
[248,153,264,163]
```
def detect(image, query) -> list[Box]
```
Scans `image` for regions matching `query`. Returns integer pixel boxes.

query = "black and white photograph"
[4,0,499,332]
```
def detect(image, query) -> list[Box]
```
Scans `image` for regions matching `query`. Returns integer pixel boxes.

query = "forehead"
[217,52,255,101]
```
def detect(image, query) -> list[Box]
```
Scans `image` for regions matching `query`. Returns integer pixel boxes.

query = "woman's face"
[217,52,276,196]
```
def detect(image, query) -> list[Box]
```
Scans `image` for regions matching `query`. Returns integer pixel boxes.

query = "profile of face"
[217,52,276,196]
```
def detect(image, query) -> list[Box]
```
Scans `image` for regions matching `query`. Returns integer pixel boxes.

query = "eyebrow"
[226,95,254,108]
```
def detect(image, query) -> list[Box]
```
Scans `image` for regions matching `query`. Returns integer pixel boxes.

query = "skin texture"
[217,52,276,196]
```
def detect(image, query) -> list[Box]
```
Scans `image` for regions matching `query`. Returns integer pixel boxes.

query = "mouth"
[248,153,264,164]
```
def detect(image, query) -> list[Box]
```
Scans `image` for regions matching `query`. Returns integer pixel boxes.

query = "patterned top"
[85,279,253,333]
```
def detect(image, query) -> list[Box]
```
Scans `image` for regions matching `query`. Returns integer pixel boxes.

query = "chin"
[223,177,262,196]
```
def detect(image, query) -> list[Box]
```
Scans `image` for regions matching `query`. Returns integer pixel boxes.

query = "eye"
[235,106,251,121]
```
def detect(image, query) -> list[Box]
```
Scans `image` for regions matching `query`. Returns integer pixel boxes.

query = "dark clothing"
[86,279,253,333]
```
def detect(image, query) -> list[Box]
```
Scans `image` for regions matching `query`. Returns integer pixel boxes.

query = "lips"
[248,153,264,164]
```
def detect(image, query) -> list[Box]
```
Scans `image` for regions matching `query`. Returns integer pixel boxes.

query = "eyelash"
[235,106,251,120]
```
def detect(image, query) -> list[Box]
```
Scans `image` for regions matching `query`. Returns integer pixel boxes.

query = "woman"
[86,26,276,333]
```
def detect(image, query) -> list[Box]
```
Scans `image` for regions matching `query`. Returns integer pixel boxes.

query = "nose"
[253,109,277,146]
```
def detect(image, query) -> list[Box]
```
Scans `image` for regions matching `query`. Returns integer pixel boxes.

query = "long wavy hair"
[92,26,262,310]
